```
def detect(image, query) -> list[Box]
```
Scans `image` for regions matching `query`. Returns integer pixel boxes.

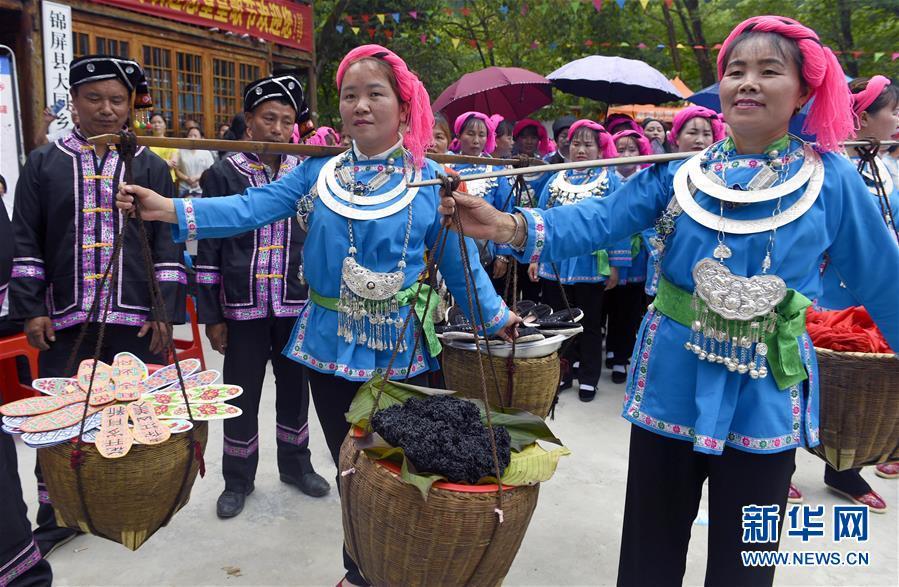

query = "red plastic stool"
[0,333,40,404]
[172,297,206,371]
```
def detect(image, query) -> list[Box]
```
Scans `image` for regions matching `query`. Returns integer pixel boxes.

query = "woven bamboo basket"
[810,348,899,471]
[339,434,539,587]
[442,346,560,418]
[37,422,208,550]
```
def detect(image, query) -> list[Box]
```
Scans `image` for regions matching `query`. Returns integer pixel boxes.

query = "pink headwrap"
[612,130,653,168]
[513,119,552,156]
[605,114,643,136]
[567,120,619,159]
[336,45,434,168]
[718,16,853,152]
[303,126,341,147]
[852,75,892,115]
[450,111,502,155]
[669,106,727,145]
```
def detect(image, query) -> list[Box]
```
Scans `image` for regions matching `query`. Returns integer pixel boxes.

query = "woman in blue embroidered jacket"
[805,75,899,509]
[527,120,625,401]
[605,129,654,385]
[117,45,517,587]
[438,16,899,586]
[447,111,515,285]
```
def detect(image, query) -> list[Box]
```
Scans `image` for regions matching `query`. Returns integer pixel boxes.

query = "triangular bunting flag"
[351,26,360,35]
[392,12,400,23]
[408,10,418,19]
[620,42,630,47]
[368,27,375,40]
[420,33,427,44]
[336,24,344,33]
[616,0,626,8]
[361,14,369,24]
[377,14,385,24]
[592,0,602,10]
[344,15,353,25]
[639,0,649,9]
[874,52,885,62]
[892,52,899,61]
[452,38,460,48]
[385,30,394,40]
[676,43,686,49]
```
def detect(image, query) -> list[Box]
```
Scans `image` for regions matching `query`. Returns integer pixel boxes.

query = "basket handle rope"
[59,131,204,537]
[500,173,574,419]
[855,140,899,245]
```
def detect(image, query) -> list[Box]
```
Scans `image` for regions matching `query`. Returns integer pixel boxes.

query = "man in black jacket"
[9,54,186,556]
[196,75,329,519]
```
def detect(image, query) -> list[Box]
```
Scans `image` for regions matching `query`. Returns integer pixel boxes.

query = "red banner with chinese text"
[89,0,313,52]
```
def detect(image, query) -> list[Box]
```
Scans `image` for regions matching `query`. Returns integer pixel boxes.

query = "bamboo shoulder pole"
[86,133,526,167]
[407,139,899,187]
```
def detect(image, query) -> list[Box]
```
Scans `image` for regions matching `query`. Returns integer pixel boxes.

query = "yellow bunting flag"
[377,13,385,24]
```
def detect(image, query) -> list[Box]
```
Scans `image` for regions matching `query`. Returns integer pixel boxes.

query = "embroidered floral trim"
[11,265,45,279]
[276,423,309,446]
[624,310,814,454]
[52,311,147,331]
[223,435,259,458]
[155,269,187,284]
[182,199,198,241]
[521,208,545,263]
[196,271,221,285]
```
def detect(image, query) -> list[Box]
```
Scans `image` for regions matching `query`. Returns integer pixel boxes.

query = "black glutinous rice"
[371,395,512,484]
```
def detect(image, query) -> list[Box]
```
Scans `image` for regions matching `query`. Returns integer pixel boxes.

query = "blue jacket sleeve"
[824,155,899,350]
[511,163,672,265]
[172,160,312,242]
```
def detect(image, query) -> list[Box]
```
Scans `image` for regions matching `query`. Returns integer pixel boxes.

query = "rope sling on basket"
[36,131,208,550]
[442,167,568,420]
[808,144,899,471]
[338,175,556,586]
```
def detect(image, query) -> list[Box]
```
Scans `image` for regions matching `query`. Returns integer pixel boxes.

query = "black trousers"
[221,316,313,493]
[0,430,53,587]
[618,425,795,587]
[35,323,164,545]
[307,369,428,586]
[542,280,605,388]
[605,283,646,367]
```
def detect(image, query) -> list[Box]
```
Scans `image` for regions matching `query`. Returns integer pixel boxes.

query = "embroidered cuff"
[11,264,45,279]
[155,269,187,284]
[481,299,510,336]
[196,271,221,285]
[513,207,545,264]
[172,198,197,243]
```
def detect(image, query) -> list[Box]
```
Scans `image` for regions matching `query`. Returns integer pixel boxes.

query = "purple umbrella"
[432,67,553,124]
[547,55,683,105]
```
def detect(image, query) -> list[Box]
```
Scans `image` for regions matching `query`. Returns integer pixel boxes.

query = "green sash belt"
[309,284,442,357]
[654,276,812,390]
[594,250,611,277]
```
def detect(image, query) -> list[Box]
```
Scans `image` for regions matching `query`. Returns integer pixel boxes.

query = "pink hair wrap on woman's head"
[605,114,643,135]
[670,106,727,145]
[450,112,501,154]
[567,120,619,159]
[717,16,853,152]
[612,130,653,168]
[304,126,341,147]
[852,76,892,116]
[336,45,434,168]
[513,119,552,156]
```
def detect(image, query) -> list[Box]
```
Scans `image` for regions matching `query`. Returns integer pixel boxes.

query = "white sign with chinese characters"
[41,0,73,139]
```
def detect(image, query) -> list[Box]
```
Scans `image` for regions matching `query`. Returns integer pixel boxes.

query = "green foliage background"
[312,0,899,125]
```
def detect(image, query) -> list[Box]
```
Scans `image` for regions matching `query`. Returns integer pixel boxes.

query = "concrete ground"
[14,326,899,586]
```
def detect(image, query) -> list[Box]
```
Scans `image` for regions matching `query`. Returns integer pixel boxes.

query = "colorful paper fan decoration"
[1,354,240,455]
